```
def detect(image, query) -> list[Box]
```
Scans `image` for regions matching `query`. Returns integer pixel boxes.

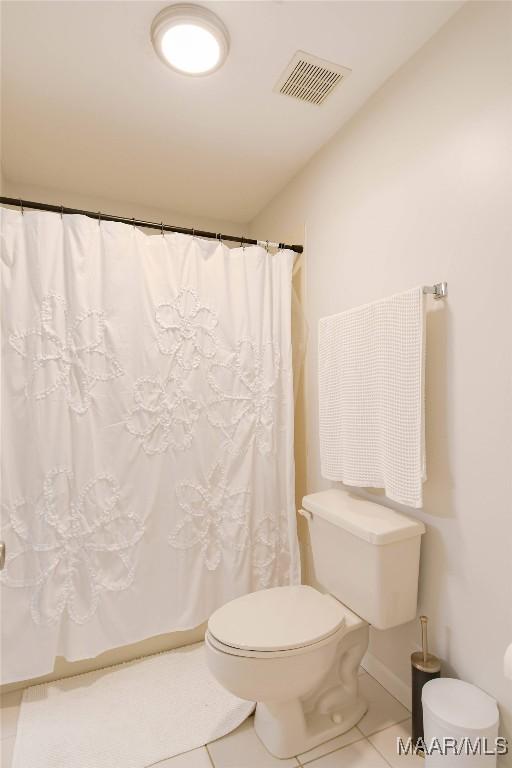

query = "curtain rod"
[0,197,304,254]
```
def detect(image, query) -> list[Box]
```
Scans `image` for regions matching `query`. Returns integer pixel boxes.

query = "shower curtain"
[0,207,300,683]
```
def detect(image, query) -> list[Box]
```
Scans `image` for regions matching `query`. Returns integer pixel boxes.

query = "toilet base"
[253,623,369,759]
[254,694,367,759]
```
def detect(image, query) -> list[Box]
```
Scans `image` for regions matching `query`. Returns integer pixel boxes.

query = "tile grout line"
[142,743,212,768]
[296,713,413,767]
[298,730,368,766]
[205,743,216,768]
[366,736,396,768]
[362,715,411,740]
[298,734,397,768]
[144,754,181,767]
[366,735,396,768]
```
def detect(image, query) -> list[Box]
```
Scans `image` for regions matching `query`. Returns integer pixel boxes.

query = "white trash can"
[422,679,500,768]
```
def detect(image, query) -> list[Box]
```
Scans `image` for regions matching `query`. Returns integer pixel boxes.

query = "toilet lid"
[208,585,346,652]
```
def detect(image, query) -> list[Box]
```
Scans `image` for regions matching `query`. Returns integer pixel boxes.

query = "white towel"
[318,287,426,508]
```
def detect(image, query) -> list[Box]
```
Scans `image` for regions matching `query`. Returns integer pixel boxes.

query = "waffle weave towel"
[319,287,426,508]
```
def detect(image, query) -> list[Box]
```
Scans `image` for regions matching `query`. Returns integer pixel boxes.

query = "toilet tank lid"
[302,489,425,545]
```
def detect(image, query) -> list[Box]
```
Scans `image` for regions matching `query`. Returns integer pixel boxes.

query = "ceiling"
[1,1,463,224]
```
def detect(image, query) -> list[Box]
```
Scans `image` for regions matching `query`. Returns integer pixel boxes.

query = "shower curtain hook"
[19,199,24,215]
[192,228,196,240]
[132,217,136,229]
[161,221,164,237]
[60,204,64,219]
[240,236,245,250]
[98,211,101,226]
[266,240,270,252]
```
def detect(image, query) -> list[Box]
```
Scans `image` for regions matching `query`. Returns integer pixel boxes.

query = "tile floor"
[0,671,416,767]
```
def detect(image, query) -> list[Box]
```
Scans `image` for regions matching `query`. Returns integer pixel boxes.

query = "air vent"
[275,51,351,106]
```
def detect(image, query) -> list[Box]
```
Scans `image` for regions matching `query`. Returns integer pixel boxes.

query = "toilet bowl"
[205,585,369,758]
[206,489,425,758]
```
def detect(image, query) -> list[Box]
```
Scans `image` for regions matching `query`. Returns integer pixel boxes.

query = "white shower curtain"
[0,207,300,683]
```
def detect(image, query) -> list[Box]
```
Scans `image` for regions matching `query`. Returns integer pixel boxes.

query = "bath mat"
[13,642,254,768]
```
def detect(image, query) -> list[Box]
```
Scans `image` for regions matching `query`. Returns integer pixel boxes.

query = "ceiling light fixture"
[151,4,229,76]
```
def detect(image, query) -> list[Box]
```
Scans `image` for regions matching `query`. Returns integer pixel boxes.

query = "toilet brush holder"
[411,616,441,753]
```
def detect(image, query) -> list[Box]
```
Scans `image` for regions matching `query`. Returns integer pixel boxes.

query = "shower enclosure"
[0,206,300,683]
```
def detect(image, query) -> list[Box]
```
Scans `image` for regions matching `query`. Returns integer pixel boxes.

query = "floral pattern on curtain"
[0,207,299,683]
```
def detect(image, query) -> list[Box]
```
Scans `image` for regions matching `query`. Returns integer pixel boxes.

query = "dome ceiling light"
[151,4,229,76]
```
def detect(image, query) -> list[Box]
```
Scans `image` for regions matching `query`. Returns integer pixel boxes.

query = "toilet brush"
[411,616,441,754]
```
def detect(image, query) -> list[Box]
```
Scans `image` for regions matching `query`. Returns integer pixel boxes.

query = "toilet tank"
[301,489,425,630]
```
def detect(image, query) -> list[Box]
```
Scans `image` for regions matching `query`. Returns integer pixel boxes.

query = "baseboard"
[361,652,412,711]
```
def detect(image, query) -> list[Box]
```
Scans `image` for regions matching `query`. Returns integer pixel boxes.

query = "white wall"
[251,0,512,753]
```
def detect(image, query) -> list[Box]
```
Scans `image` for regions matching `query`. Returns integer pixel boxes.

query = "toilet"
[206,488,426,758]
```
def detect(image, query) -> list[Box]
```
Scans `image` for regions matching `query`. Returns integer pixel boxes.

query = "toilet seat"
[207,585,348,656]
[206,623,348,659]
